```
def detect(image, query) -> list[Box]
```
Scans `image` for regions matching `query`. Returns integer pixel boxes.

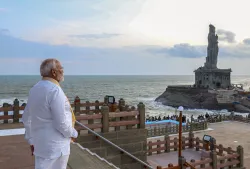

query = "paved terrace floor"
[1,122,250,169]
[148,121,250,169]
[0,123,71,169]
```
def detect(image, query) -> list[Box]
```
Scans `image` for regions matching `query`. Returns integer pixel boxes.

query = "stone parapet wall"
[77,128,148,169]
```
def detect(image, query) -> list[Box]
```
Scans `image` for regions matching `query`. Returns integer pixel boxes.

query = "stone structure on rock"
[155,24,250,113]
[194,24,232,89]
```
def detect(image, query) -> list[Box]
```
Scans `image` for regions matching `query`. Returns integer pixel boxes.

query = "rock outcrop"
[155,86,250,113]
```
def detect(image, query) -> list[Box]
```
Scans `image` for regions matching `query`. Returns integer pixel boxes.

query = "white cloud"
[20,0,250,48]
[20,0,149,47]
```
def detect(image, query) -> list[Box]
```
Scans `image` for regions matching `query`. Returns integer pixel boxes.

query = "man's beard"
[58,75,64,82]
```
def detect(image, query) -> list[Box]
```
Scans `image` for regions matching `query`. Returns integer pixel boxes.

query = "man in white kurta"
[22,59,78,169]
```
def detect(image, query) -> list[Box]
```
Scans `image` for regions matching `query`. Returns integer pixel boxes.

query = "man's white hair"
[40,59,59,76]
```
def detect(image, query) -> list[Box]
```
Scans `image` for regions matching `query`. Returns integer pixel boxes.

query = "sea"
[1,75,250,119]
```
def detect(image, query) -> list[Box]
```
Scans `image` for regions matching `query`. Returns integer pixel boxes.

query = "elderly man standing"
[22,58,78,169]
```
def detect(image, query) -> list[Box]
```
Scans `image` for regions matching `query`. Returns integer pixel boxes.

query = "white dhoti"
[35,155,69,169]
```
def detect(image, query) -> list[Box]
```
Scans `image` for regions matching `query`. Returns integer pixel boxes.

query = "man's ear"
[51,69,56,77]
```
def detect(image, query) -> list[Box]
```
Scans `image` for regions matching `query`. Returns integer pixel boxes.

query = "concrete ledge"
[0,128,25,136]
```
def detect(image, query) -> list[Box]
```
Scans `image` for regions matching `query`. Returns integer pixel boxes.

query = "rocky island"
[155,24,250,113]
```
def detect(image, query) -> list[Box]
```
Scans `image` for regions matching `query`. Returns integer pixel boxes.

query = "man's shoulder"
[30,80,61,93]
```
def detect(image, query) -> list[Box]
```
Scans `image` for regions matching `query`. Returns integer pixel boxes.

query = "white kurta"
[22,78,78,168]
[35,155,69,169]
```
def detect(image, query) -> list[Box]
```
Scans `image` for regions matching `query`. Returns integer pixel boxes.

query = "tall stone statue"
[205,24,219,69]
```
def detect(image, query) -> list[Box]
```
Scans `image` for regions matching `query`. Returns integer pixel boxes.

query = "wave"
[135,97,249,119]
[0,92,249,121]
[0,98,27,107]
[232,77,250,90]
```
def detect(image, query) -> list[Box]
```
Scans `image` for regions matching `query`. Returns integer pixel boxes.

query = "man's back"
[22,59,78,169]
[24,79,73,159]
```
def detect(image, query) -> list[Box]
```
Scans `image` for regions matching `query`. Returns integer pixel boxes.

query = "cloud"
[217,29,236,43]
[147,44,206,58]
[1,31,250,75]
[3,30,250,61]
[17,0,148,48]
[243,38,250,45]
[0,28,10,35]
[0,31,177,75]
[69,33,121,39]
[147,42,250,59]
[0,8,7,12]
[0,32,108,60]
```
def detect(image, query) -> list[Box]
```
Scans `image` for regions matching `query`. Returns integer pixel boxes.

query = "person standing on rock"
[22,58,78,169]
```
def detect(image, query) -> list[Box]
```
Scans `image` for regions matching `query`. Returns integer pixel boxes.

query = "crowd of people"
[194,112,211,122]
[146,115,187,123]
[145,112,215,124]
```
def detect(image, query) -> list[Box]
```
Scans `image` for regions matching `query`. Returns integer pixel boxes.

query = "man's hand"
[30,145,34,156]
[71,137,77,142]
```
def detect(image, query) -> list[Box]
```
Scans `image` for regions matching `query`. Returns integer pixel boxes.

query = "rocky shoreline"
[155,86,250,113]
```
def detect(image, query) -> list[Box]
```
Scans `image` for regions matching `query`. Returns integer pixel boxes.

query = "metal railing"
[75,121,153,169]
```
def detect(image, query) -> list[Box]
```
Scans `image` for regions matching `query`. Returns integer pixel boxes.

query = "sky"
[1,0,250,75]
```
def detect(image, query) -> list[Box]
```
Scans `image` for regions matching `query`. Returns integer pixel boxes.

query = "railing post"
[157,140,161,154]
[200,157,205,168]
[85,101,90,114]
[165,125,169,136]
[101,105,109,133]
[196,137,200,151]
[204,120,208,129]
[88,108,93,134]
[118,98,125,111]
[218,144,223,156]
[148,141,152,156]
[165,135,170,152]
[124,105,129,111]
[210,150,217,169]
[104,95,109,104]
[95,100,100,114]
[74,96,80,115]
[189,122,193,132]
[3,103,9,123]
[115,109,120,131]
[178,156,186,169]
[237,145,244,168]
[137,102,145,129]
[189,131,194,148]
[182,136,186,150]
[174,137,178,151]
[126,107,133,129]
[13,99,19,123]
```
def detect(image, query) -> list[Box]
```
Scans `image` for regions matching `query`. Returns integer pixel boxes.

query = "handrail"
[75,121,153,169]
[184,162,196,169]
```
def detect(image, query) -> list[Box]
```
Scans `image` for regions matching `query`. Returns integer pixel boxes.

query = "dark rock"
[155,87,250,113]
